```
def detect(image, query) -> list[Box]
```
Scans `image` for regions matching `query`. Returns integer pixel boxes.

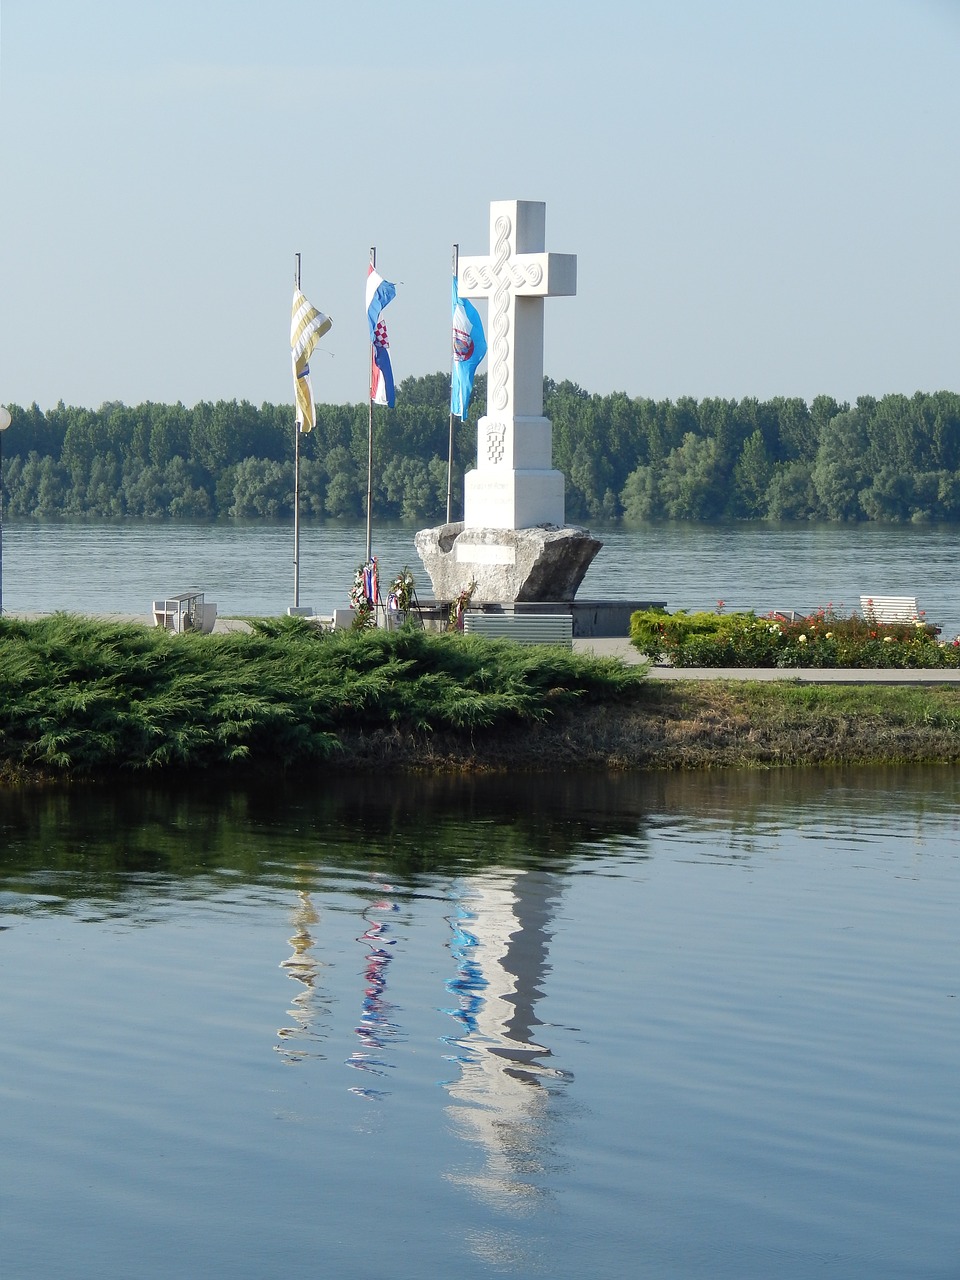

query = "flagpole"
[446,243,459,525]
[365,246,376,565]
[293,252,302,610]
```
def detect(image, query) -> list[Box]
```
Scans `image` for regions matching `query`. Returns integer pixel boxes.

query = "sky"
[2,0,959,413]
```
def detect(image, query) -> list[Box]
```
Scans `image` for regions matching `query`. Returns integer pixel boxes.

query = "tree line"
[3,376,960,523]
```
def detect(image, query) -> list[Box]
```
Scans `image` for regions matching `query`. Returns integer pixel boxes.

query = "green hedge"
[0,614,647,776]
[630,607,960,668]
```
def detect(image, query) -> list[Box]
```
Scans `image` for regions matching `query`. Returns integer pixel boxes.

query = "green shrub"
[0,614,648,776]
[630,606,960,668]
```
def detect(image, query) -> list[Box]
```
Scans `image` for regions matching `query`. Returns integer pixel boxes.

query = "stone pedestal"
[415,523,602,604]
[464,416,565,528]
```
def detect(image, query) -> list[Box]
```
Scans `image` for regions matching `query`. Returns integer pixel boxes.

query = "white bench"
[195,602,217,633]
[152,593,217,633]
[152,599,179,629]
[860,595,919,623]
[462,613,574,648]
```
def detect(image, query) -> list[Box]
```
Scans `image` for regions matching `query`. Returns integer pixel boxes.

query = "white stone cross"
[459,199,576,420]
[416,199,599,593]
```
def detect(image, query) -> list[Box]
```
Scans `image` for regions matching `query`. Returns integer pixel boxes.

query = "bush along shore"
[630,606,960,668]
[5,614,960,783]
[0,613,645,782]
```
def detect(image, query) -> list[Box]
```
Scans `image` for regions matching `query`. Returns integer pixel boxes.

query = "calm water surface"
[4,518,960,635]
[2,767,959,1279]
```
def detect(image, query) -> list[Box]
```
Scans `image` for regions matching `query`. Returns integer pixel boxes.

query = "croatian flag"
[450,274,486,419]
[366,264,396,408]
[362,557,378,605]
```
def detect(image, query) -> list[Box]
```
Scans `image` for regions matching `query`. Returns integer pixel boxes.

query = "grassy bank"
[3,614,960,784]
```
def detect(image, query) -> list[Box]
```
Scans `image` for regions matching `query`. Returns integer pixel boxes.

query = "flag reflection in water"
[275,890,330,1064]
[347,883,402,1099]
[440,870,573,1212]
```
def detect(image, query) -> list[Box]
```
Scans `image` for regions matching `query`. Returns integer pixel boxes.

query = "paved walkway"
[573,636,960,683]
[7,610,254,634]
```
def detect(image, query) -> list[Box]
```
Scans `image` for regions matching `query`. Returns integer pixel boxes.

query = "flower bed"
[630,606,960,668]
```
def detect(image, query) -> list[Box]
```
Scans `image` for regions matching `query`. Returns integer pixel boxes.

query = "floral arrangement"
[630,605,960,669]
[449,580,477,632]
[388,567,415,613]
[349,558,377,629]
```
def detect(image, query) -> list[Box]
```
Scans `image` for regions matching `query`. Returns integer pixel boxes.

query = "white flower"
[798,634,807,643]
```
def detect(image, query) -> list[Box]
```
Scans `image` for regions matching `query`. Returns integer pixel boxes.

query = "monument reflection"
[440,868,572,1210]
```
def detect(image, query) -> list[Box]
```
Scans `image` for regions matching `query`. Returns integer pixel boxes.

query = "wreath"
[388,567,415,613]
[350,559,378,629]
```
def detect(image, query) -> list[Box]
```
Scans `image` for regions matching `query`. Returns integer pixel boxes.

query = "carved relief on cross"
[458,200,576,422]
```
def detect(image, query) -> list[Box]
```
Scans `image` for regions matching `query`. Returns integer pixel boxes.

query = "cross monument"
[415,198,601,604]
[458,199,576,529]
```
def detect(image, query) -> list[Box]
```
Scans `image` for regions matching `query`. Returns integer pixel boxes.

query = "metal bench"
[462,612,574,648]
[860,595,920,623]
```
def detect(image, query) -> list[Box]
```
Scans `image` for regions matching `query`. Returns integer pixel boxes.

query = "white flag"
[291,288,332,431]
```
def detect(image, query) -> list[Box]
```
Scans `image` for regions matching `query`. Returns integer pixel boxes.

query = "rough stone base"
[414,523,603,603]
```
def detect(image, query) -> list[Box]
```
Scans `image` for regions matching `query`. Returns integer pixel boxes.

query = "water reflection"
[275,890,329,1064]
[3,765,960,915]
[0,770,655,905]
[346,882,402,1098]
[440,870,571,1213]
[4,766,960,1277]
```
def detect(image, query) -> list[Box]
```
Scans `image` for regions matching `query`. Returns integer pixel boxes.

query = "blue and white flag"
[366,264,397,408]
[450,274,486,419]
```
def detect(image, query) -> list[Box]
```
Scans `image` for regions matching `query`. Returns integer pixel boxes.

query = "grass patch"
[587,679,960,769]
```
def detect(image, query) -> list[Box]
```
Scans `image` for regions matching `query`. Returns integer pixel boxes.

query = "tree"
[122,461,169,517]
[35,456,67,516]
[857,466,913,522]
[381,456,436,520]
[659,434,725,520]
[323,446,362,518]
[166,457,213,518]
[768,397,816,462]
[765,461,819,520]
[812,409,869,520]
[227,458,294,519]
[733,431,775,518]
[620,464,663,521]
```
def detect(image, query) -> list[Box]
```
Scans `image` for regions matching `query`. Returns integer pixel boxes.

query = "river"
[3,517,959,635]
[2,766,959,1278]
[3,518,960,1276]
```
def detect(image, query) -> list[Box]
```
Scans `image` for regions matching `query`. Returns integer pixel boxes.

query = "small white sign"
[455,543,516,565]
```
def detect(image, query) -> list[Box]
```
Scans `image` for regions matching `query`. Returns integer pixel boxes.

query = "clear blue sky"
[2,0,959,412]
